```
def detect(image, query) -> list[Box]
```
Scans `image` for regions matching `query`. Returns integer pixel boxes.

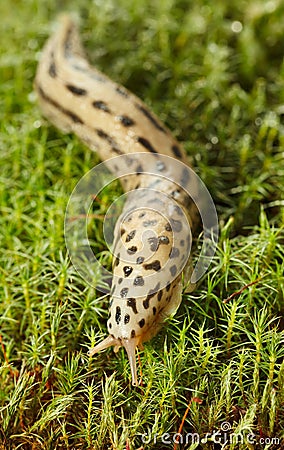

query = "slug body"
[35,16,201,385]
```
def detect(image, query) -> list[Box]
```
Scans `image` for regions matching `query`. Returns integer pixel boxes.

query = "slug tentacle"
[88,336,141,386]
[121,337,141,386]
[88,335,121,356]
[35,15,201,386]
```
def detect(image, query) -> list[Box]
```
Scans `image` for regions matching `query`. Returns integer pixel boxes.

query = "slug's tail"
[88,335,141,386]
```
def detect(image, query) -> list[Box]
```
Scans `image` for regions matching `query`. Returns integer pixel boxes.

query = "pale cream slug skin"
[35,15,200,385]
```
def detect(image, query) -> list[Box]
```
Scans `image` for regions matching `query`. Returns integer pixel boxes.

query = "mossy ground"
[0,1,284,449]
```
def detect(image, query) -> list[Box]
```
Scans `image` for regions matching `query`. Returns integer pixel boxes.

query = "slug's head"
[88,334,141,386]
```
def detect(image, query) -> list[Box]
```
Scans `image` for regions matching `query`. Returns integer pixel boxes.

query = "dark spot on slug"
[108,321,112,329]
[143,260,161,271]
[143,220,158,227]
[153,306,157,315]
[123,266,133,277]
[136,164,143,174]
[127,298,138,314]
[169,247,180,258]
[131,329,136,338]
[96,128,109,139]
[125,230,136,242]
[137,136,158,154]
[159,235,169,245]
[148,237,159,252]
[171,189,181,199]
[156,160,166,171]
[114,253,120,267]
[165,222,172,232]
[134,276,144,286]
[157,290,163,301]
[180,167,190,186]
[145,293,154,304]
[66,84,87,96]
[172,144,183,158]
[48,61,57,78]
[125,156,135,166]
[135,103,167,134]
[136,256,145,264]
[37,84,85,124]
[127,246,137,255]
[118,277,123,284]
[138,318,145,328]
[170,219,182,232]
[117,115,135,127]
[170,265,177,277]
[67,110,83,124]
[63,25,73,57]
[115,306,121,324]
[92,100,111,112]
[124,314,130,324]
[143,298,150,309]
[95,129,123,155]
[166,282,171,292]
[173,205,183,216]
[120,228,126,236]
[116,85,129,97]
[180,239,185,246]
[138,212,146,218]
[145,282,161,302]
[120,287,129,298]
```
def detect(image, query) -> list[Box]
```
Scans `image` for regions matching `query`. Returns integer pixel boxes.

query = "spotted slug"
[34,15,204,386]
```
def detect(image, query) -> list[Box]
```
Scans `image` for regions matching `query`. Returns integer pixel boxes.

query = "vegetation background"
[0,0,283,449]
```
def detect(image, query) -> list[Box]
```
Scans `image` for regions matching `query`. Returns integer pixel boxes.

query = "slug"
[34,15,204,386]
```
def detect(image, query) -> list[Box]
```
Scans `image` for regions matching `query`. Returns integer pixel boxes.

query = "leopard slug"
[34,15,202,385]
